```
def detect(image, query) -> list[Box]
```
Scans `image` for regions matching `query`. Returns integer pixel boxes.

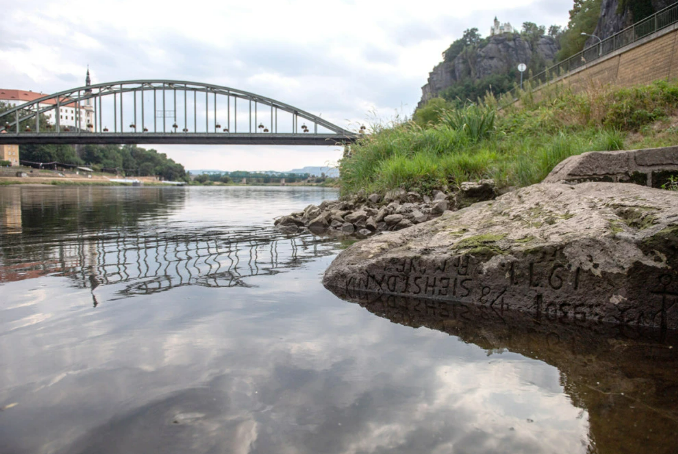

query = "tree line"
[193,171,315,184]
[1,102,188,181]
[19,143,187,181]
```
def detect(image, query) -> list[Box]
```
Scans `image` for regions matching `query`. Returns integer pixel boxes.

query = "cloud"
[0,0,573,170]
[0,278,589,454]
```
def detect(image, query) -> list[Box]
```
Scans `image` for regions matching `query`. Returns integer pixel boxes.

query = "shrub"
[439,104,496,143]
[412,98,451,127]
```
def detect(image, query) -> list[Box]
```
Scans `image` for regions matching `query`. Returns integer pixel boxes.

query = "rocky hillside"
[420,33,559,107]
[588,0,675,44]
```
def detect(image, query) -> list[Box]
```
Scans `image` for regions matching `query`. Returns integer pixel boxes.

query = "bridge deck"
[0,133,357,146]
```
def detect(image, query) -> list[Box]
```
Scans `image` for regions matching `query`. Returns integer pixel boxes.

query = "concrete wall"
[542,23,678,93]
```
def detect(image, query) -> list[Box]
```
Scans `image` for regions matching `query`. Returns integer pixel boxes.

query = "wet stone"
[341,223,355,234]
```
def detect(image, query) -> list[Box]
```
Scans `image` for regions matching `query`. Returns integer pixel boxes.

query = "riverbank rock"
[277,185,459,238]
[323,182,678,330]
[456,179,496,207]
[544,146,678,188]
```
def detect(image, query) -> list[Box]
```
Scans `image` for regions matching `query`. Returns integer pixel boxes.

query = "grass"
[339,80,678,196]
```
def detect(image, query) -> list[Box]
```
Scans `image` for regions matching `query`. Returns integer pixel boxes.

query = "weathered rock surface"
[420,34,559,106]
[324,183,678,329]
[544,146,678,188]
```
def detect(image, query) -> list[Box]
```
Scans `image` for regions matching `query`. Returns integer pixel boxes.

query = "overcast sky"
[1,0,572,171]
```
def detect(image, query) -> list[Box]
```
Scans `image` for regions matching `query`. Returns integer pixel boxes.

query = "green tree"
[548,25,563,37]
[194,174,209,184]
[443,28,482,62]
[522,22,546,37]
[413,98,452,126]
[20,144,57,162]
[557,0,603,61]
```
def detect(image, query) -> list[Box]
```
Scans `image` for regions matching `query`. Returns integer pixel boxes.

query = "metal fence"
[507,1,678,101]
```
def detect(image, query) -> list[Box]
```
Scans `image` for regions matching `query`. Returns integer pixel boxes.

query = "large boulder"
[544,146,678,188]
[323,183,678,329]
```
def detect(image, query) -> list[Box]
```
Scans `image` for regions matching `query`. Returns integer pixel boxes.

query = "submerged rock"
[323,183,678,329]
[274,215,304,227]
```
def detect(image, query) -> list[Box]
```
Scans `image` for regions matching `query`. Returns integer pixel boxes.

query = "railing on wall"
[506,1,678,101]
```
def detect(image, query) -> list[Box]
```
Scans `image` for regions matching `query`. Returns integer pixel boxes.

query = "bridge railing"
[504,1,678,103]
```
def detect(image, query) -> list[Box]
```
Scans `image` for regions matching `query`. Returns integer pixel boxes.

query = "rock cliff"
[420,34,559,106]
[588,0,674,45]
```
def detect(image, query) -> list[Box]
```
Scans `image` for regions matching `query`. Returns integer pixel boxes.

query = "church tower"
[84,68,94,128]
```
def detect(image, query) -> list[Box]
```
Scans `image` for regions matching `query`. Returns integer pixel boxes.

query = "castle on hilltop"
[490,17,514,36]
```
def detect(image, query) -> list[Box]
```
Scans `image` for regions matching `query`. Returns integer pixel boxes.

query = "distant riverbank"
[0,177,177,186]
[0,177,338,187]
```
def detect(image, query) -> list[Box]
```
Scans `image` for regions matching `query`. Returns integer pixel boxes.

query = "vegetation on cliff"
[421,0,674,106]
[339,80,678,196]
[423,25,560,106]
[557,0,603,61]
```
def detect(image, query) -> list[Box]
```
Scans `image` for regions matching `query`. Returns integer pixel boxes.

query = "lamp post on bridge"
[581,32,603,56]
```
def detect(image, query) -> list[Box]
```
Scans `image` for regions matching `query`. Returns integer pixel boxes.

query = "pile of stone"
[275,180,498,237]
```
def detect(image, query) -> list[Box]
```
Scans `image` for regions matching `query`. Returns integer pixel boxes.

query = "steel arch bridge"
[0,80,359,145]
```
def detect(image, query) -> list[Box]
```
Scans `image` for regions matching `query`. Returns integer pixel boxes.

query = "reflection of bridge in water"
[1,227,337,304]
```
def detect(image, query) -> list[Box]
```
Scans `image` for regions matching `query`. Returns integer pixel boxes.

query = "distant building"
[0,69,94,130]
[490,17,514,36]
[0,143,19,166]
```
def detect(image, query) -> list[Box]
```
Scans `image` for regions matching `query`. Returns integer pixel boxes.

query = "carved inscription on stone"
[338,250,678,329]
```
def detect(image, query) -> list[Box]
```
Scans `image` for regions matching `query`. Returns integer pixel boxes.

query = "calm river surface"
[0,186,676,454]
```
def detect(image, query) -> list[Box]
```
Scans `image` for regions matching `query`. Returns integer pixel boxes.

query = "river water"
[0,186,676,454]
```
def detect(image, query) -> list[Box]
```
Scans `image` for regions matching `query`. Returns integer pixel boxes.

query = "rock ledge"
[323,182,678,329]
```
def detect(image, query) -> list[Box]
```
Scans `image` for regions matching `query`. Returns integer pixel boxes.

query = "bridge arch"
[0,80,357,145]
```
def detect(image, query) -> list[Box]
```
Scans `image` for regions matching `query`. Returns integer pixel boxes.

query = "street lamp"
[581,32,602,56]
[517,63,527,90]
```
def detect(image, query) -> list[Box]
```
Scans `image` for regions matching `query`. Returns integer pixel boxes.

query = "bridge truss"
[0,80,358,145]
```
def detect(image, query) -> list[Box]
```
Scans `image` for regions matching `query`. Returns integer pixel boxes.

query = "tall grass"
[339,80,678,196]
[439,104,496,144]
